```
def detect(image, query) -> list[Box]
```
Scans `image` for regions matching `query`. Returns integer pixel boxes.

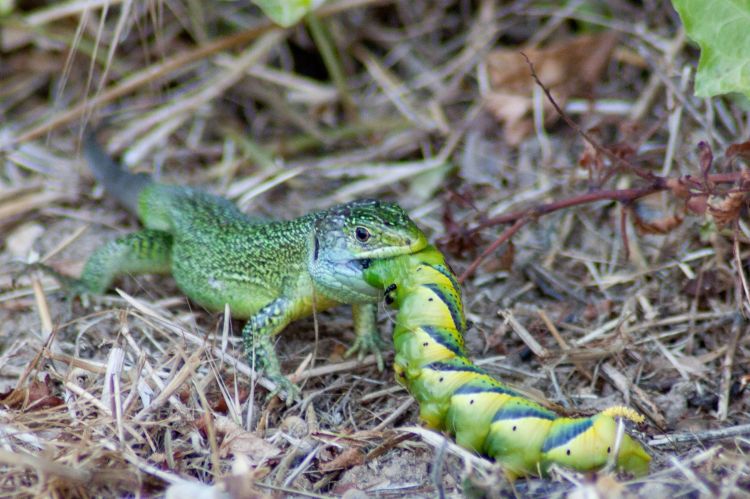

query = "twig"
[472,185,665,234]
[373,397,413,432]
[459,217,527,283]
[461,173,747,280]
[717,316,744,421]
[521,51,655,182]
[649,423,750,446]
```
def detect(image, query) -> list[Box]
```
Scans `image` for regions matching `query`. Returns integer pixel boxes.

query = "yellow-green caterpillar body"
[363,245,650,479]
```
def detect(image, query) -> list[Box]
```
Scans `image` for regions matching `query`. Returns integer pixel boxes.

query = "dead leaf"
[726,139,750,162]
[567,474,625,499]
[319,447,366,472]
[280,415,309,439]
[439,194,486,258]
[220,431,280,463]
[698,141,714,177]
[329,343,347,364]
[211,383,250,413]
[165,480,228,499]
[666,177,691,199]
[481,240,515,272]
[686,195,708,216]
[583,299,613,322]
[485,33,619,145]
[631,199,684,234]
[579,139,604,173]
[707,191,747,227]
[214,416,281,463]
[6,222,44,258]
[683,270,730,298]
[0,377,64,411]
[223,456,271,499]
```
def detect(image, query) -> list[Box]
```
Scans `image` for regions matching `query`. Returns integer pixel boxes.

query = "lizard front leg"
[346,303,386,371]
[241,297,300,403]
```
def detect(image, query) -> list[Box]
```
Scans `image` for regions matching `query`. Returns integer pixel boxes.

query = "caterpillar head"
[615,434,651,476]
[309,199,427,303]
[542,413,650,476]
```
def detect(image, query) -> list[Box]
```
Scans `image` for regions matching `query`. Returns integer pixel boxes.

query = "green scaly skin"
[44,135,428,402]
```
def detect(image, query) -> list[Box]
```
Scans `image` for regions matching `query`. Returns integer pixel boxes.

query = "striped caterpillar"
[362,245,651,479]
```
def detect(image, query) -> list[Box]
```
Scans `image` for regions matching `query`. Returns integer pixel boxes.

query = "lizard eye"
[355,226,371,242]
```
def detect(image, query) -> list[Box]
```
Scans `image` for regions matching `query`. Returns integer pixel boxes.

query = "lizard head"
[315,199,427,261]
[309,199,427,302]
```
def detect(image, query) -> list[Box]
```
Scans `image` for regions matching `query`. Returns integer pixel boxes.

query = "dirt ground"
[1,1,749,497]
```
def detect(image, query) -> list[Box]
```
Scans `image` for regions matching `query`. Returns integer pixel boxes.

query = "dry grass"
[1,1,749,497]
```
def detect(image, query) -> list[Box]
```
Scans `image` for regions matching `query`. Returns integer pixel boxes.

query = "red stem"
[459,218,527,283]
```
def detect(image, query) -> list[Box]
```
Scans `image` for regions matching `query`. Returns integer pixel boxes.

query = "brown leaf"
[319,447,366,472]
[223,461,271,499]
[630,199,684,234]
[484,33,619,145]
[683,270,730,298]
[567,474,625,499]
[726,139,750,162]
[707,191,747,227]
[582,299,613,322]
[481,240,515,272]
[686,195,708,215]
[328,343,347,364]
[215,416,282,463]
[0,377,63,411]
[178,387,190,404]
[194,413,210,434]
[483,93,534,144]
[578,140,603,175]
[698,141,714,177]
[211,384,250,413]
[6,222,44,258]
[280,415,309,439]
[666,177,690,199]
[220,431,281,463]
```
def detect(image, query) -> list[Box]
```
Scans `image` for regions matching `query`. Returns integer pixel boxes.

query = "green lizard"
[41,134,427,401]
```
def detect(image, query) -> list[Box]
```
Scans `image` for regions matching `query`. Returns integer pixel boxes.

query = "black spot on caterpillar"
[363,245,650,479]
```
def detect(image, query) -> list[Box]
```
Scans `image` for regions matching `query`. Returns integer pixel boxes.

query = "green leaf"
[0,0,14,16]
[253,0,326,27]
[672,0,750,99]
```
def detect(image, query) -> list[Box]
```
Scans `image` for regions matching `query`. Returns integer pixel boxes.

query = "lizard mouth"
[345,258,372,276]
[358,258,372,269]
[355,233,428,259]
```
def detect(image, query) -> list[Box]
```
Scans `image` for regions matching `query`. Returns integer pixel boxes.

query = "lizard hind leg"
[76,229,173,294]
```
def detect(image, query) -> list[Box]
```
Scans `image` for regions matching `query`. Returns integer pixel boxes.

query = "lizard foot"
[345,330,386,371]
[13,262,94,307]
[264,374,301,406]
[246,333,302,406]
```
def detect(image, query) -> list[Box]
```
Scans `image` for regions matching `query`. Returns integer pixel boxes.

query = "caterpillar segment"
[362,245,651,479]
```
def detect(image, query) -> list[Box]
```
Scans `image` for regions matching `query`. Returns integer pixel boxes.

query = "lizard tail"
[83,133,152,215]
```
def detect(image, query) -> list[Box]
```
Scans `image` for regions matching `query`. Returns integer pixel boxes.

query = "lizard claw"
[264,374,301,406]
[247,334,302,406]
[345,332,386,371]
